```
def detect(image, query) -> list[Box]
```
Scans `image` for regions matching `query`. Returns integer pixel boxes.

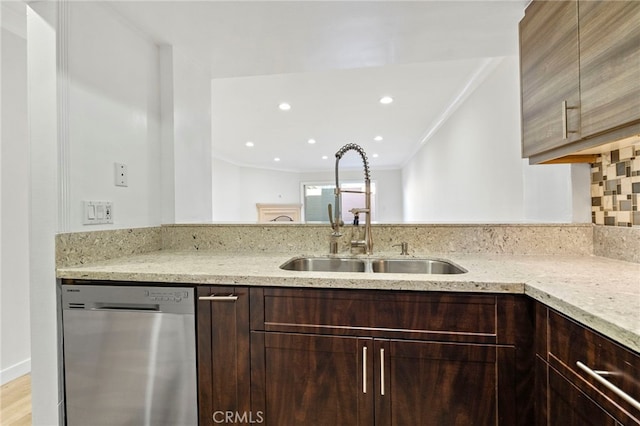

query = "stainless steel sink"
[280,257,466,274]
[280,257,366,272]
[371,258,466,274]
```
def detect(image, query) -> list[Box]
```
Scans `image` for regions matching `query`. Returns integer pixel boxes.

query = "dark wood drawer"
[547,310,640,422]
[548,364,621,426]
[250,288,529,344]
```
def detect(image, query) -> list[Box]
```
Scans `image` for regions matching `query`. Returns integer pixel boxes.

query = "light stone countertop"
[56,250,640,353]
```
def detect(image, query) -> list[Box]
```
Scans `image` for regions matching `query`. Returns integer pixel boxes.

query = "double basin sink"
[280,256,466,274]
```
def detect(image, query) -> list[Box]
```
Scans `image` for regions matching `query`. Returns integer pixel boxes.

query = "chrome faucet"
[328,143,373,255]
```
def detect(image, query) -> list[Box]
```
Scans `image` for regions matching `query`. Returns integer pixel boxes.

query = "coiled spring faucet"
[328,143,373,254]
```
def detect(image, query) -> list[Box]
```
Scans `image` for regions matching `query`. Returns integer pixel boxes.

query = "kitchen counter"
[57,250,640,353]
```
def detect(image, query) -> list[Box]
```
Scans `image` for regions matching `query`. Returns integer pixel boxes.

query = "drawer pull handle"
[380,348,385,396]
[198,294,238,301]
[576,361,640,411]
[362,346,367,394]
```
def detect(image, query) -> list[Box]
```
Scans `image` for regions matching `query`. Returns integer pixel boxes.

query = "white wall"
[67,2,162,231]
[158,44,214,224]
[212,157,242,221]
[1,7,31,385]
[159,45,176,225]
[570,164,591,223]
[27,2,61,423]
[172,49,213,223]
[212,159,300,222]
[522,162,590,222]
[403,56,590,223]
[212,157,403,222]
[59,5,215,230]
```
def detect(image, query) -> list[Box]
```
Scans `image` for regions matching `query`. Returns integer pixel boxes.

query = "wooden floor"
[0,374,32,426]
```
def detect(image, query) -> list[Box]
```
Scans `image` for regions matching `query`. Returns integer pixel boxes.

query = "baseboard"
[0,358,31,385]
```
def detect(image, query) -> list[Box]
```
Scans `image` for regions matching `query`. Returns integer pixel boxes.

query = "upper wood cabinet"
[579,1,640,138]
[519,0,640,163]
[520,1,581,158]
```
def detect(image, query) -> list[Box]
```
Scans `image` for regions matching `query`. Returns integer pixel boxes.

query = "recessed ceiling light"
[274,157,281,162]
[322,155,328,160]
[374,136,383,142]
[308,139,316,145]
[245,141,254,147]
[372,153,379,158]
[278,102,291,111]
[379,96,393,105]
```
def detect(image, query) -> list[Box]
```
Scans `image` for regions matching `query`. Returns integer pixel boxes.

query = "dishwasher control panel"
[62,284,195,314]
[145,289,190,302]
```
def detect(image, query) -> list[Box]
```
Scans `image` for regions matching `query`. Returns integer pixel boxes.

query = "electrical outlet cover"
[115,163,128,187]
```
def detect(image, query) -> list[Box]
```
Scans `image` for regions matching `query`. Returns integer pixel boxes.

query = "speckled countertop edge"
[56,250,640,353]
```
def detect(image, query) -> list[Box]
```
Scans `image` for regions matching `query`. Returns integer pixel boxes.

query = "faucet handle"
[393,242,409,255]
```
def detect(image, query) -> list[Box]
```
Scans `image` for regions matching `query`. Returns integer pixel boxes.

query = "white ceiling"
[106,1,527,171]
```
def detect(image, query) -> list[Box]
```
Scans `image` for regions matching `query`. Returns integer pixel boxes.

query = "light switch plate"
[83,201,113,225]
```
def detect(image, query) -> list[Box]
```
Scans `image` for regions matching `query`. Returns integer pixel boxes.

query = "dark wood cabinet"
[196,286,251,425]
[547,365,620,425]
[519,0,580,158]
[250,288,534,426]
[250,332,373,425]
[195,286,640,425]
[374,339,516,425]
[519,0,640,163]
[535,303,640,425]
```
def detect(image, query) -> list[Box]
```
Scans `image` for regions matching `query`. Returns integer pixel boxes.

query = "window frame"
[300,180,378,224]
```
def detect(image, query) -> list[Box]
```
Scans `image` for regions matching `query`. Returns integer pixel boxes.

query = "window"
[302,182,377,223]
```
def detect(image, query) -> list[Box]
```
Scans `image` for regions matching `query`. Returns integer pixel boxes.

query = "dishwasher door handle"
[199,294,238,301]
[92,303,160,312]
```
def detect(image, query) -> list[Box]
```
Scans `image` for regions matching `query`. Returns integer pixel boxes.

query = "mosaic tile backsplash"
[591,141,640,227]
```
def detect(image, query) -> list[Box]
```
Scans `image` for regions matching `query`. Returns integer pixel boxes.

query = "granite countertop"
[57,250,640,353]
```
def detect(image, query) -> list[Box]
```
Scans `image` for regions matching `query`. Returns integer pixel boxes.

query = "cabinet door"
[520,1,580,157]
[548,366,620,426]
[197,286,250,425]
[579,1,640,138]
[374,339,516,426]
[251,332,374,426]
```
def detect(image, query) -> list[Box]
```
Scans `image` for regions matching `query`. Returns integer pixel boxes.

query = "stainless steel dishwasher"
[61,284,197,426]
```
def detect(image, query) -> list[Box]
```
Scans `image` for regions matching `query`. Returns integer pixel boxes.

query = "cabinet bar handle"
[198,294,238,301]
[562,100,578,139]
[562,100,568,139]
[576,361,640,411]
[363,346,367,394]
[380,348,385,396]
